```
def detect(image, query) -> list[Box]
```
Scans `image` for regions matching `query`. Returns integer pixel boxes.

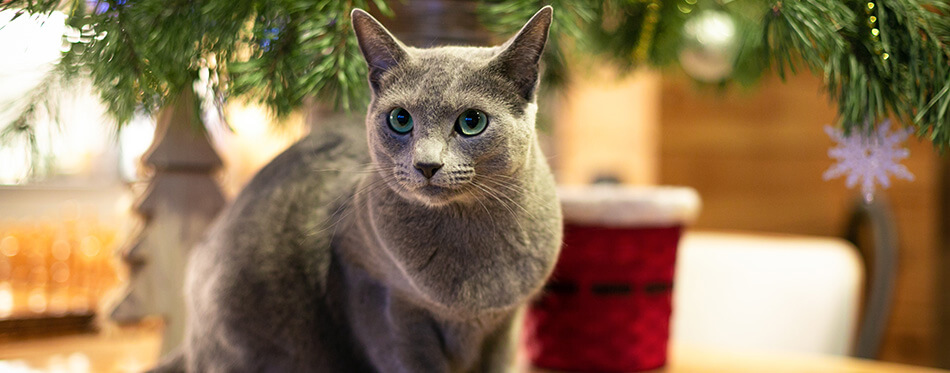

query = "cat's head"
[352,6,552,206]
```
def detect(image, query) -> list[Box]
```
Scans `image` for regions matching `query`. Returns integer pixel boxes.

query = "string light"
[678,0,694,15]
[865,1,888,61]
[633,0,662,63]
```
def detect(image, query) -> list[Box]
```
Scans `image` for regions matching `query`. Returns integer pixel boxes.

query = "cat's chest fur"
[330,136,561,372]
[335,249,518,373]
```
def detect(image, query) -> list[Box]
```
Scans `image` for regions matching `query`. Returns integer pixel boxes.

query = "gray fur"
[153,6,561,373]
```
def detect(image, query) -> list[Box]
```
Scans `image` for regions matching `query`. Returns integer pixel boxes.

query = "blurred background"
[0,0,948,372]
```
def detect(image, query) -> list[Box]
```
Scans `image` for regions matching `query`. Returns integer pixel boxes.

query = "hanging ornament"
[823,120,914,203]
[678,9,738,82]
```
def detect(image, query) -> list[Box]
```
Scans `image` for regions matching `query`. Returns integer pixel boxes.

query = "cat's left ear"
[490,6,553,101]
[351,8,408,92]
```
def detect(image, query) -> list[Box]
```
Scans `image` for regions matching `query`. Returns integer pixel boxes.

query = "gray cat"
[152,6,562,373]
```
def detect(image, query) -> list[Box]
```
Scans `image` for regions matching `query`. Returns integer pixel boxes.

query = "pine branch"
[766,0,950,148]
[0,68,67,180]
[4,0,387,128]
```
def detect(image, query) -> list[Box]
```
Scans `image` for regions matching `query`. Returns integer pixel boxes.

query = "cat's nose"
[414,162,443,179]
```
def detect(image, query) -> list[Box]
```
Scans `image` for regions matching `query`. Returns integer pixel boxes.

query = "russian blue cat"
[154,6,562,372]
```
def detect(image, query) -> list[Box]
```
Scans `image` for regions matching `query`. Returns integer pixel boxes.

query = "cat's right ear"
[489,6,553,102]
[351,9,408,93]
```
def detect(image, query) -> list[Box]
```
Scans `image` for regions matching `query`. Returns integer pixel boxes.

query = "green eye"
[388,107,413,134]
[456,109,488,136]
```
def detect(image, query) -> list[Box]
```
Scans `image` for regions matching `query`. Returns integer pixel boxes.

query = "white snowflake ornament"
[824,120,914,203]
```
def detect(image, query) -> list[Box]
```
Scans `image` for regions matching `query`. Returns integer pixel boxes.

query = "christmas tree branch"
[0,67,68,180]
[3,0,949,149]
[3,0,388,128]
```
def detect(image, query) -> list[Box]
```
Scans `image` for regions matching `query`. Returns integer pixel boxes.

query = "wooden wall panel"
[658,72,940,367]
[938,161,950,369]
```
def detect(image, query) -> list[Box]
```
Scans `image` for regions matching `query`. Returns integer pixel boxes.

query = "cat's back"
[212,122,367,258]
[183,123,371,371]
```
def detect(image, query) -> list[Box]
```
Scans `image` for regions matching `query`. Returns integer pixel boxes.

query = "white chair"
[671,231,864,356]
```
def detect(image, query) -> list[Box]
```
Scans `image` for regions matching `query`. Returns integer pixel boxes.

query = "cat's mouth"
[418,184,449,194]
[416,183,460,198]
[406,182,473,205]
[387,166,475,205]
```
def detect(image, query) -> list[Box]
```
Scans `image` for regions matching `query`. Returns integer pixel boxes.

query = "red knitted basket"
[524,186,699,372]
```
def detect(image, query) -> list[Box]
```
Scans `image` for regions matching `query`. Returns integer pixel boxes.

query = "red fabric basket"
[524,223,684,372]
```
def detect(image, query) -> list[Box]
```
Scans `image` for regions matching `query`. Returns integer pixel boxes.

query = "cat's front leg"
[477,307,526,373]
[350,301,452,373]
[184,321,300,373]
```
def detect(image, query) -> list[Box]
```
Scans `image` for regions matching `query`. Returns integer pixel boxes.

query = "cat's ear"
[490,6,553,101]
[351,9,408,92]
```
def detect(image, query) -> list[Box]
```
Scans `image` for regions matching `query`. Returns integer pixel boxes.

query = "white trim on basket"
[558,186,701,227]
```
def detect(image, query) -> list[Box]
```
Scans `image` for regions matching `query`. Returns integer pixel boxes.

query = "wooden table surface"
[1,327,946,373]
